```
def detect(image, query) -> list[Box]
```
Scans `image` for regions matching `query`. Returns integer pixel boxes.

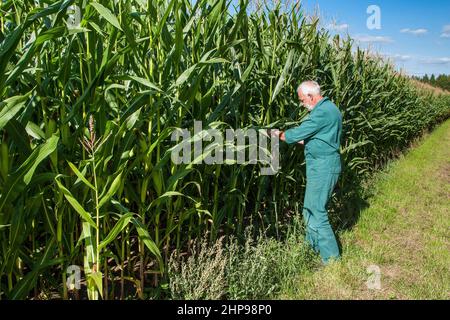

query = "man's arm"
[270,130,303,145]
[282,113,324,145]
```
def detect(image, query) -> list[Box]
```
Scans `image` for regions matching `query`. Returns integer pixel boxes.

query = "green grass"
[279,119,450,300]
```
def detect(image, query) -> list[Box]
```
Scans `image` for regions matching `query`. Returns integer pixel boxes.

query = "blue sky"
[233,0,450,76]
[301,0,450,76]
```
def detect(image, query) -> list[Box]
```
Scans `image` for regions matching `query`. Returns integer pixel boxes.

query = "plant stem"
[92,154,101,298]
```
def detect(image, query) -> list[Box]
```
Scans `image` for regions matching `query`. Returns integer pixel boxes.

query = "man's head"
[297,81,323,111]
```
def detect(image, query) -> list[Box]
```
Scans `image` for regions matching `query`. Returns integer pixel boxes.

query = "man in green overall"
[272,80,342,264]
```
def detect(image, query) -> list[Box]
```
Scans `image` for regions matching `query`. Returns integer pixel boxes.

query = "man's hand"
[270,130,303,144]
[270,129,281,137]
[270,129,286,141]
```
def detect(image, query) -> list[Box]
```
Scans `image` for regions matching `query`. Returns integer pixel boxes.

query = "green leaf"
[271,49,294,103]
[98,171,123,209]
[159,191,196,203]
[67,161,96,191]
[90,2,123,31]
[201,58,229,64]
[127,75,161,92]
[155,0,176,38]
[0,134,59,212]
[55,178,97,229]
[25,121,46,140]
[89,271,103,298]
[0,93,31,130]
[0,26,26,92]
[175,64,198,87]
[174,58,229,87]
[131,218,163,272]
[98,213,133,250]
[5,119,32,156]
[6,27,66,87]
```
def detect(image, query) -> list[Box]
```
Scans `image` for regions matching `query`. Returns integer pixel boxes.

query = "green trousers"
[302,157,341,264]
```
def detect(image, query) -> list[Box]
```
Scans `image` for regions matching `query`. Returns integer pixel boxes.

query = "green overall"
[284,97,342,263]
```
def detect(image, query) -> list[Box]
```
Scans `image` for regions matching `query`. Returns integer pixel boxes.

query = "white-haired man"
[272,81,342,264]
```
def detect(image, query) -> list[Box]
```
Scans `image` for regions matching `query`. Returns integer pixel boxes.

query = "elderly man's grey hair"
[297,81,321,96]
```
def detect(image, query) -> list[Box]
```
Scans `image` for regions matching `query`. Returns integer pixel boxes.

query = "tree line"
[412,74,450,92]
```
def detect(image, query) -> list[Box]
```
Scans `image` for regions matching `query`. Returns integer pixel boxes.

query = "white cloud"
[326,23,349,32]
[354,35,394,44]
[441,25,450,38]
[380,53,412,63]
[400,28,428,36]
[390,54,412,61]
[420,57,450,64]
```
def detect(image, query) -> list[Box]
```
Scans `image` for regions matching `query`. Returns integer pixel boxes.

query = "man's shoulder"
[315,99,336,113]
[322,98,338,108]
[323,99,341,115]
[315,99,341,124]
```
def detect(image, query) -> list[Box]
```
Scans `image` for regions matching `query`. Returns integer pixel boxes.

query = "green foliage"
[414,74,450,92]
[168,237,227,300]
[225,226,316,300]
[168,222,317,300]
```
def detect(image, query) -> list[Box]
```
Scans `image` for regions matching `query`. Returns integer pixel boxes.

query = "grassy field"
[279,119,450,300]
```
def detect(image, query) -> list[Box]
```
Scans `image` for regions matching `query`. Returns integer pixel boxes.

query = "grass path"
[280,119,450,300]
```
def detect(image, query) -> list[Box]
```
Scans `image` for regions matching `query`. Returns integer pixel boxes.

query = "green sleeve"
[284,114,324,144]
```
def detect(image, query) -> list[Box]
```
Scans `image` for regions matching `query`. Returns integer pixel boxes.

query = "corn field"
[0,0,449,299]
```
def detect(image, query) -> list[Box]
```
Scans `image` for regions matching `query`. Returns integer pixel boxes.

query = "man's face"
[298,91,314,111]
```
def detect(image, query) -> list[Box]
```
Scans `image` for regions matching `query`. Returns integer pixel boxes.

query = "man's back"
[304,97,342,159]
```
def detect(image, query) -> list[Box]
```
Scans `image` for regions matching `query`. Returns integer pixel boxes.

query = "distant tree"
[411,74,450,91]
[435,74,450,91]
[430,74,436,85]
